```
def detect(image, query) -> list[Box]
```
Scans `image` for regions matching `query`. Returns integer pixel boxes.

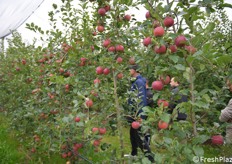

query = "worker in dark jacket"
[168,77,188,121]
[128,65,147,119]
[127,64,154,163]
[146,79,154,108]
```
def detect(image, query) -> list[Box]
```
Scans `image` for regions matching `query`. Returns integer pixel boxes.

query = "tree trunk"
[113,71,125,162]
[189,63,198,136]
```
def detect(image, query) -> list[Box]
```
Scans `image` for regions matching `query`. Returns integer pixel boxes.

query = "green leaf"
[168,55,179,63]
[192,135,210,144]
[218,3,232,8]
[62,117,70,123]
[187,6,199,15]
[199,64,205,71]
[113,0,118,6]
[174,64,185,71]
[186,55,195,63]
[73,100,79,107]
[154,153,164,164]
[194,101,209,109]
[152,93,160,102]
[160,113,170,123]
[216,55,232,66]
[52,4,57,9]
[193,146,204,156]
[204,22,215,33]
[164,137,172,144]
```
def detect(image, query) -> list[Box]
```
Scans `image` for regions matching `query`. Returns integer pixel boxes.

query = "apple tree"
[0,0,232,163]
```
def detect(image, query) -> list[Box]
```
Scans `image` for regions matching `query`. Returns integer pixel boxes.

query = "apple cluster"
[143,11,197,55]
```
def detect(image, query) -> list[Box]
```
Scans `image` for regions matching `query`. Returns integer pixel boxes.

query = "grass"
[1,110,231,164]
[0,112,66,164]
[0,112,25,164]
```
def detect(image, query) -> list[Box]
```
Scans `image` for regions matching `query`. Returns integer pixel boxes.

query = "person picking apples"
[219,78,232,144]
[168,77,188,121]
[127,64,154,163]
[146,79,155,108]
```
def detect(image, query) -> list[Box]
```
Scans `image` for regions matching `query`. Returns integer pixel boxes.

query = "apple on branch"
[143,37,152,47]
[154,26,165,37]
[124,14,131,21]
[158,120,169,129]
[98,8,106,16]
[163,16,174,27]
[152,80,164,91]
[131,121,140,129]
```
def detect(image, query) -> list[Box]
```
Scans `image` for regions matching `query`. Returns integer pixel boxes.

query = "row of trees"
[0,0,232,163]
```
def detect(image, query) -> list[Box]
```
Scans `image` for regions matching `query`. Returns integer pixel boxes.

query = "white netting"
[0,0,44,38]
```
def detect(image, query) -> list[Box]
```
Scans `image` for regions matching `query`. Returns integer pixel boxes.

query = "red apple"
[163,16,174,27]
[153,20,160,28]
[116,57,123,63]
[117,73,123,79]
[98,8,106,16]
[93,140,101,146]
[154,45,167,54]
[158,120,169,129]
[59,68,65,73]
[91,90,98,97]
[145,11,150,19]
[160,75,171,85]
[169,45,177,53]
[92,31,97,36]
[86,99,93,108]
[64,71,70,77]
[97,25,104,32]
[74,143,83,149]
[75,117,81,122]
[185,45,197,54]
[116,45,124,52]
[175,35,187,47]
[108,46,115,52]
[38,59,45,63]
[153,26,165,37]
[67,151,72,157]
[96,66,104,74]
[143,37,152,46]
[81,57,87,62]
[157,99,169,107]
[91,45,94,51]
[152,80,164,91]
[80,61,85,66]
[103,68,110,75]
[16,67,21,71]
[49,53,54,59]
[92,127,99,133]
[211,135,224,145]
[124,14,131,21]
[104,5,110,12]
[65,84,70,89]
[73,143,82,152]
[132,121,140,129]
[22,59,26,65]
[99,128,106,135]
[61,153,68,158]
[94,78,101,84]
[103,39,111,48]
[31,147,36,153]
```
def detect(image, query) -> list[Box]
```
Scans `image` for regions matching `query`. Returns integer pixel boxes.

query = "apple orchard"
[0,0,232,163]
